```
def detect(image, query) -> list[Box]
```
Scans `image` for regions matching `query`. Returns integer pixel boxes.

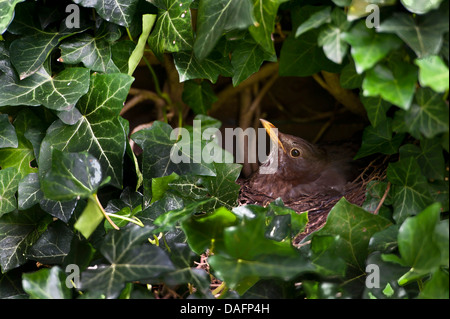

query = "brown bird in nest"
[249,119,360,202]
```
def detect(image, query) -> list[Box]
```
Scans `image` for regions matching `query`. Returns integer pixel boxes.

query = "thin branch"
[374,181,391,215]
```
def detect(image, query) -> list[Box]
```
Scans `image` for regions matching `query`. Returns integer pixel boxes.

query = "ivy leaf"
[193,0,254,60]
[26,220,73,265]
[41,150,104,202]
[378,12,449,58]
[173,50,232,83]
[396,203,443,283]
[386,156,434,223]
[59,34,118,73]
[80,225,175,299]
[147,0,193,59]
[38,73,134,189]
[73,0,139,27]
[231,35,277,86]
[340,60,363,89]
[362,62,417,110]
[360,95,391,128]
[399,139,445,180]
[318,8,351,64]
[0,67,90,110]
[131,120,216,200]
[0,208,51,272]
[402,88,449,139]
[279,31,341,77]
[0,110,40,183]
[248,0,289,55]
[342,21,402,74]
[111,40,136,74]
[355,119,404,159]
[181,80,217,115]
[0,0,25,34]
[0,114,18,148]
[295,6,331,38]
[0,167,21,217]
[415,55,449,93]
[17,172,42,210]
[312,198,392,276]
[400,0,444,14]
[22,266,71,299]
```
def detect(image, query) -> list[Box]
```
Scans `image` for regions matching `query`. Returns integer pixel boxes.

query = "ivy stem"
[212,282,228,298]
[105,213,144,227]
[93,193,120,230]
[126,28,134,42]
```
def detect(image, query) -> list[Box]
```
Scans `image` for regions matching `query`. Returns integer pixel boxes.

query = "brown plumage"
[249,119,359,202]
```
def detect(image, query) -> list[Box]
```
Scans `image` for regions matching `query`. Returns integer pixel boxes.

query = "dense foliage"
[0,0,448,299]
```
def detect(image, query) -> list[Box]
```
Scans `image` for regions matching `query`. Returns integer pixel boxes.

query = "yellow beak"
[260,119,286,153]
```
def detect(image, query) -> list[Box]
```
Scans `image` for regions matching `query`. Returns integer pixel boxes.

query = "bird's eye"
[290,148,301,158]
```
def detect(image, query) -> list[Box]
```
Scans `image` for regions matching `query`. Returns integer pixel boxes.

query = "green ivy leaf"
[419,268,449,299]
[386,156,434,223]
[17,173,42,210]
[354,119,404,159]
[73,0,139,27]
[231,35,277,86]
[193,0,254,60]
[80,224,175,298]
[26,220,73,265]
[396,203,443,283]
[182,80,218,115]
[38,73,134,189]
[111,40,136,74]
[340,60,363,89]
[400,0,444,14]
[378,12,449,58]
[362,62,417,110]
[295,6,331,38]
[41,150,103,202]
[0,167,21,217]
[360,95,391,128]
[415,55,449,93]
[399,139,445,180]
[312,198,392,276]
[0,0,25,34]
[173,50,233,83]
[342,21,402,74]
[0,208,51,272]
[401,88,449,139]
[248,0,289,55]
[279,31,341,77]
[0,114,18,148]
[22,266,71,299]
[0,67,90,110]
[147,0,193,59]
[317,8,351,64]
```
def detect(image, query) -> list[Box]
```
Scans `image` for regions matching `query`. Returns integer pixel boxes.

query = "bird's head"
[259,119,328,183]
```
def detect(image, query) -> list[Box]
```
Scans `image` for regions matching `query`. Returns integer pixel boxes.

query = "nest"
[237,155,390,243]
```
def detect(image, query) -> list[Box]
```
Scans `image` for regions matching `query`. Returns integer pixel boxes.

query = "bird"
[248,119,359,202]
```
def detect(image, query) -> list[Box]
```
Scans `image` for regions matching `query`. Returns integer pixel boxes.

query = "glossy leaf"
[360,95,391,128]
[342,21,402,74]
[248,0,289,54]
[0,114,18,148]
[0,67,90,110]
[0,208,51,272]
[147,0,193,59]
[0,0,25,34]
[402,88,449,139]
[0,167,21,217]
[386,156,434,223]
[355,119,404,159]
[378,12,449,58]
[17,172,42,210]
[22,266,71,299]
[400,0,444,14]
[362,62,417,110]
[181,80,217,115]
[73,0,139,27]
[173,50,233,83]
[41,150,103,202]
[295,6,331,38]
[193,0,254,60]
[415,55,449,93]
[313,198,392,275]
[80,225,175,298]
[318,8,351,64]
[38,73,134,189]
